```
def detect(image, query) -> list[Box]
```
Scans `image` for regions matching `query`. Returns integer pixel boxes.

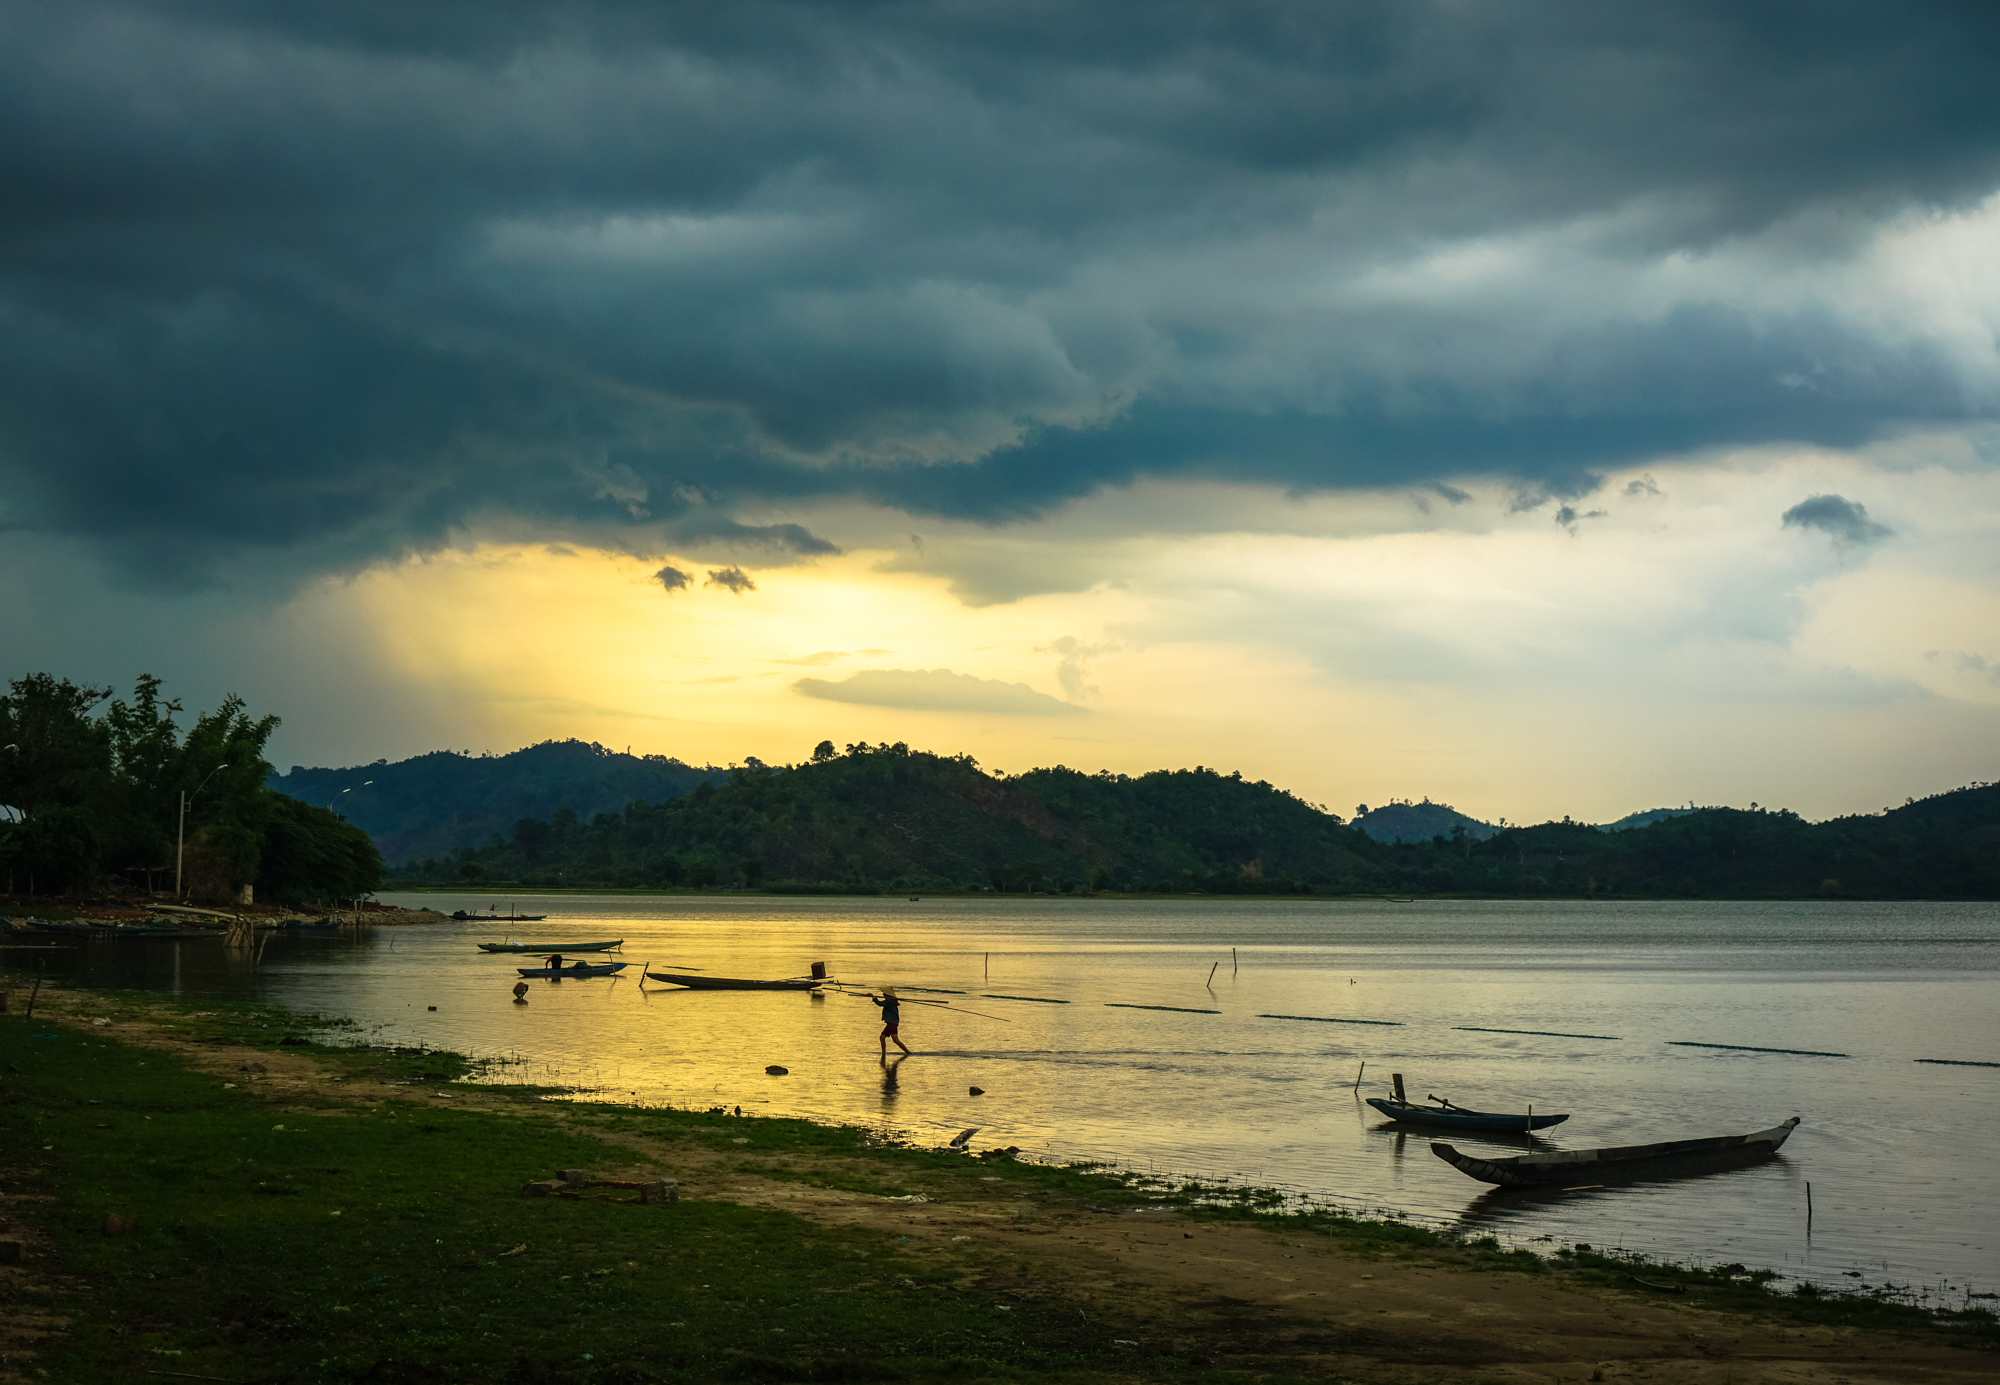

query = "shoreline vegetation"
[1,980,1993,1383]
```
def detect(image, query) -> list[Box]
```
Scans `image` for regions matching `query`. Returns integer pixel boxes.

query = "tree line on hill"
[390,739,2000,899]
[0,673,382,904]
[268,740,726,864]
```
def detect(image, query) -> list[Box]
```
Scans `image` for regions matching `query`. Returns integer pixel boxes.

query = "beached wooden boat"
[644,971,822,990]
[1431,1117,1801,1187]
[1368,1097,1569,1131]
[477,939,623,953]
[515,961,631,978]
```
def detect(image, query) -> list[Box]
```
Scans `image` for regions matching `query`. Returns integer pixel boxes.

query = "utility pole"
[175,763,231,899]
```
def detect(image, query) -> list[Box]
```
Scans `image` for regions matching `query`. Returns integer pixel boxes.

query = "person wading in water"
[872,987,913,1056]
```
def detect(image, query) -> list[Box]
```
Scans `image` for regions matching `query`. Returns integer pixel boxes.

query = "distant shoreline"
[376,885,1995,903]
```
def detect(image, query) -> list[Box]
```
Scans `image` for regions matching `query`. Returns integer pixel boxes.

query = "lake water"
[25,895,2000,1297]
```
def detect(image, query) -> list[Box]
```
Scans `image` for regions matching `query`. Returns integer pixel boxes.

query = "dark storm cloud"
[1782,494,1893,545]
[5,0,2000,584]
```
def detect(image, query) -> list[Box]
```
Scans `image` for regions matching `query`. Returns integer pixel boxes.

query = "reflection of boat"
[278,919,344,935]
[477,939,622,953]
[645,972,822,991]
[1432,1117,1800,1187]
[516,961,630,978]
[1368,1097,1569,1131]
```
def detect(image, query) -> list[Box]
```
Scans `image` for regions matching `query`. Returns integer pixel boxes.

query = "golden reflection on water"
[57,894,2000,1290]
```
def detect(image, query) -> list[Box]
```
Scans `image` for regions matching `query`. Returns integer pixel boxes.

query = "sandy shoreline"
[3,984,1992,1384]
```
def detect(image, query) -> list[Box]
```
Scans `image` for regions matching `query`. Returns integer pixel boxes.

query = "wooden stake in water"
[1527,1102,1533,1133]
[984,952,990,979]
[1352,1060,1366,1091]
[1232,947,1238,976]
[1206,961,1219,987]
[1806,1181,1813,1234]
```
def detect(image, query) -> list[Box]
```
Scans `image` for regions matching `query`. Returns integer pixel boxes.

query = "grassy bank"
[2,986,1993,1384]
[1,1002,1167,1383]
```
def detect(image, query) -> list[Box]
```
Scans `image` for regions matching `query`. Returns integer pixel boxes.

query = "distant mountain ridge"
[268,740,727,864]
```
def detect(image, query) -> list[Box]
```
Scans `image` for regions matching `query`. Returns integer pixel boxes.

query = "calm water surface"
[34,896,2000,1294]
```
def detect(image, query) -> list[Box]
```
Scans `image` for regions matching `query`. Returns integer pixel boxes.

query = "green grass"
[0,1012,1163,1383]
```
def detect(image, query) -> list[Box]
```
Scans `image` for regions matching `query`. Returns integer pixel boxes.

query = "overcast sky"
[7,0,2000,822]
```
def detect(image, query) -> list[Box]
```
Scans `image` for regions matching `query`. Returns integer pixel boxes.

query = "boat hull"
[1367,1098,1569,1131]
[478,939,623,953]
[1432,1117,1801,1187]
[515,962,630,978]
[644,972,821,990]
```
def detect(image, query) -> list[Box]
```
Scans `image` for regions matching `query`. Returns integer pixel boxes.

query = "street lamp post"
[175,763,231,900]
[327,780,374,812]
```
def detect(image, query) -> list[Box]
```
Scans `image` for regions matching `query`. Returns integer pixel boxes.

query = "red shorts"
[880,1022,900,1035]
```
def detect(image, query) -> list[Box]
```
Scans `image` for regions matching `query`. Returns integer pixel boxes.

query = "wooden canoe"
[478,939,623,953]
[1367,1097,1569,1131]
[644,972,822,990]
[515,961,631,978]
[1431,1116,1800,1187]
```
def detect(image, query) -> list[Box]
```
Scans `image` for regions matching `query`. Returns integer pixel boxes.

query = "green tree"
[256,795,384,904]
[0,674,114,818]
[18,804,100,895]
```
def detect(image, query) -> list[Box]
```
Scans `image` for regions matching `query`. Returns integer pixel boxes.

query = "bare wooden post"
[1352,1060,1365,1091]
[1806,1181,1813,1233]
[1527,1102,1533,1132]
[1391,1072,1406,1104]
[1206,961,1219,986]
[984,952,990,979]
[1232,947,1238,976]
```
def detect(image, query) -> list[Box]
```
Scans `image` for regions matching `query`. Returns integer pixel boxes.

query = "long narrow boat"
[1367,1097,1569,1131]
[1431,1116,1801,1187]
[477,939,623,953]
[278,919,345,935]
[645,971,822,990]
[516,961,631,978]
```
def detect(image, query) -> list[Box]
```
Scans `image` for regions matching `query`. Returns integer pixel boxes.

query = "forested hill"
[385,744,2000,899]
[395,746,1359,892]
[270,740,726,865]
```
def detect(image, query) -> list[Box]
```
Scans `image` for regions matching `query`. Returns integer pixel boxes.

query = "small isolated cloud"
[1509,472,1605,514]
[771,651,849,666]
[654,564,691,592]
[1554,505,1608,533]
[793,668,1083,716]
[1429,483,1472,505]
[1624,474,1663,498]
[1039,634,1117,702]
[705,566,756,594]
[1781,494,1892,545]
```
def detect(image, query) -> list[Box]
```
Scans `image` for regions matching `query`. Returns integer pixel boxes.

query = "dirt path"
[16,991,1996,1385]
